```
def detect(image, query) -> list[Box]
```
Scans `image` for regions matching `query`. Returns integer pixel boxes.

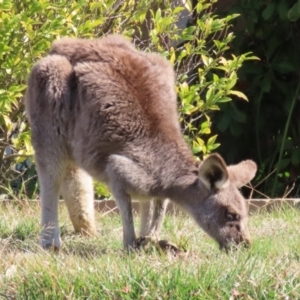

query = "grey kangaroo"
[25,35,257,251]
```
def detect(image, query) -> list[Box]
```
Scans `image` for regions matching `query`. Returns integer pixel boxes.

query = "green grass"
[0,202,300,299]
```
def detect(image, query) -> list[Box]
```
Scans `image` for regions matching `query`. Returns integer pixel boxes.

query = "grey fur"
[25,35,257,250]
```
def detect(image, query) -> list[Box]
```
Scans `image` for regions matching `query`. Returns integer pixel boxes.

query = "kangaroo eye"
[225,211,240,221]
[226,213,234,221]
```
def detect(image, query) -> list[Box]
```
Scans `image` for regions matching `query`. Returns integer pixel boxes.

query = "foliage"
[1,203,300,298]
[0,0,255,198]
[215,0,300,197]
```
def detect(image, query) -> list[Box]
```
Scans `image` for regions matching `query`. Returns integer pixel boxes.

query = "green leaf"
[225,14,240,22]
[184,0,193,12]
[217,97,232,103]
[229,90,248,101]
[199,121,211,134]
[201,55,209,67]
[205,88,213,102]
[227,72,237,89]
[207,143,220,151]
[155,8,161,22]
[173,6,184,14]
[2,114,12,131]
[192,139,204,154]
[138,12,147,23]
[94,182,111,199]
[8,85,27,93]
[182,26,196,40]
[262,4,275,20]
[213,73,219,82]
[287,2,300,22]
[0,0,12,10]
[207,135,218,146]
[277,0,289,20]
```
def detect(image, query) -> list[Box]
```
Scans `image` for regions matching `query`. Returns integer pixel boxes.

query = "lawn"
[0,201,299,299]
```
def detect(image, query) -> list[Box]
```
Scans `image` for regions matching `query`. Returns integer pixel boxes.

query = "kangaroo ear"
[227,160,257,188]
[199,154,229,191]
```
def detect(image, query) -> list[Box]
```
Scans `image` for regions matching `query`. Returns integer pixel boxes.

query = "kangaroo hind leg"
[25,54,74,250]
[61,165,97,236]
[35,153,66,250]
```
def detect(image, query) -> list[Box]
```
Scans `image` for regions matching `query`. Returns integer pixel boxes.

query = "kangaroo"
[25,35,257,251]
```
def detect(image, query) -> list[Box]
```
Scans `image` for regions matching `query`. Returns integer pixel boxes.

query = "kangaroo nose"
[241,229,252,247]
[242,237,252,248]
[238,230,252,248]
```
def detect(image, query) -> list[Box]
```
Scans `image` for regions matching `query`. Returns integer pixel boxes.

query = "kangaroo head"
[195,154,257,251]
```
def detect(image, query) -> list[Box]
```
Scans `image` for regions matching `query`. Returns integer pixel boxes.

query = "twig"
[283,182,295,198]
[4,153,32,160]
[101,206,118,217]
[245,185,270,199]
[254,167,277,188]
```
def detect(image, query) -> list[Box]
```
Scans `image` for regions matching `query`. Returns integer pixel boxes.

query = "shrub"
[0,0,255,198]
[215,0,300,197]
